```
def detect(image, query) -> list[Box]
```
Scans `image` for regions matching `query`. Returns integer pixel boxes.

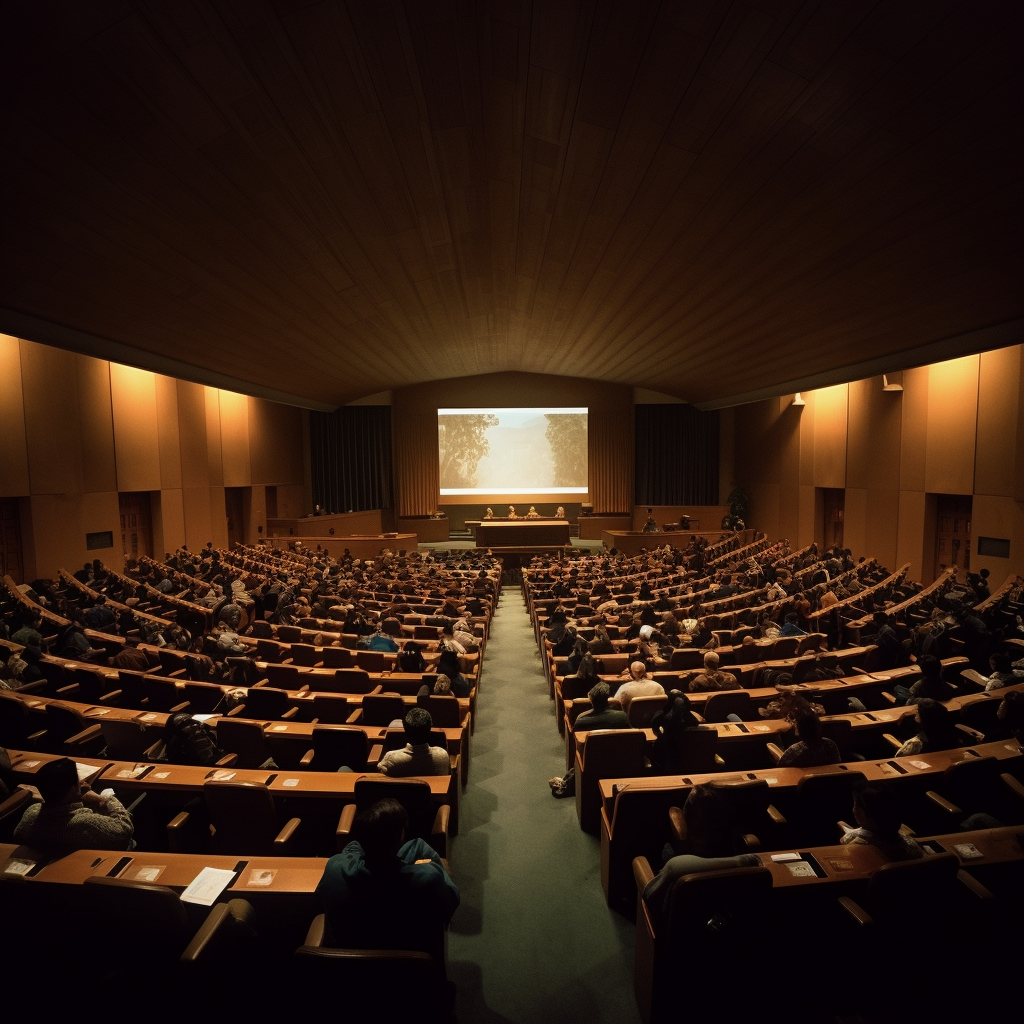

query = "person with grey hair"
[688,651,740,692]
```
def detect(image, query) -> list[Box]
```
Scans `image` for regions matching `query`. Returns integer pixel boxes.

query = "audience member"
[378,707,450,777]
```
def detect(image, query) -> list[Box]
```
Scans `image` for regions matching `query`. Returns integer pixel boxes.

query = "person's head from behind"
[914,697,949,737]
[354,798,408,864]
[432,674,452,696]
[703,651,719,672]
[403,706,433,745]
[918,654,941,684]
[997,689,1024,728]
[794,711,822,745]
[588,681,611,712]
[629,660,647,680]
[578,652,598,681]
[668,689,697,729]
[36,757,80,805]
[989,651,1011,675]
[682,783,735,857]
[852,784,903,837]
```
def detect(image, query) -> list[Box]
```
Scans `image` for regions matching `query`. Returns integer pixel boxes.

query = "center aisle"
[448,586,641,1023]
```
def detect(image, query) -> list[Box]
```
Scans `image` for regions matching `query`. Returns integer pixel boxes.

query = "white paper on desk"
[209,769,236,781]
[115,765,148,779]
[4,858,36,876]
[180,867,237,906]
[192,713,219,723]
[75,762,99,782]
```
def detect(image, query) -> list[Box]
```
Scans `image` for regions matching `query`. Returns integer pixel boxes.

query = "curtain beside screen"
[634,404,719,506]
[310,406,394,513]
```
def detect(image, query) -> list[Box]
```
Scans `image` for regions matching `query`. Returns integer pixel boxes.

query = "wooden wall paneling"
[899,365,928,492]
[975,346,1019,498]
[74,354,117,494]
[181,486,213,553]
[204,387,225,487]
[109,363,161,493]
[0,334,30,496]
[924,355,978,496]
[274,485,306,520]
[896,490,928,584]
[218,389,250,487]
[863,488,900,572]
[847,376,902,492]
[151,488,185,557]
[842,487,868,562]
[27,491,119,579]
[208,487,228,550]
[155,373,183,491]
[777,398,802,544]
[248,396,305,486]
[247,484,266,544]
[797,484,816,549]
[718,405,735,503]
[811,383,848,489]
[797,391,815,488]
[176,381,210,489]
[972,493,1024,579]
[19,339,85,496]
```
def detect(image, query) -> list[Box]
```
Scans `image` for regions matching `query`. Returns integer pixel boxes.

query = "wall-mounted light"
[791,393,805,407]
[882,373,903,392]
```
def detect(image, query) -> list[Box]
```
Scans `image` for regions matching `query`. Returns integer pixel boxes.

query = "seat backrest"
[241,685,292,719]
[322,647,354,669]
[597,653,630,675]
[290,643,321,666]
[329,668,374,694]
[0,691,33,746]
[182,681,227,713]
[215,717,270,768]
[44,701,88,743]
[865,851,960,920]
[355,650,387,673]
[265,663,301,688]
[352,778,436,843]
[204,780,280,854]
[100,718,156,760]
[311,694,356,724]
[627,695,667,728]
[256,638,285,662]
[82,875,189,957]
[360,694,407,726]
[819,717,853,757]
[276,625,302,643]
[661,866,774,949]
[665,726,719,774]
[670,648,706,671]
[311,725,370,771]
[580,728,648,776]
[941,754,1003,808]
[701,691,753,723]
[416,694,462,728]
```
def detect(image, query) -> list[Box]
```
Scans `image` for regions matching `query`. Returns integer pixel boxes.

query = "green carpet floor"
[447,587,641,1023]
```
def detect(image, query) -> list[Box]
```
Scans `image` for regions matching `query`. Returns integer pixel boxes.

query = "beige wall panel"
[20,338,85,495]
[248,485,267,543]
[182,486,214,553]
[176,381,210,489]
[748,483,781,540]
[248,397,304,485]
[900,366,928,492]
[205,388,224,487]
[74,355,117,494]
[972,493,1024,580]
[863,489,900,571]
[155,374,183,491]
[208,487,228,549]
[847,378,902,491]
[895,490,927,582]
[924,355,978,495]
[28,491,120,578]
[275,484,306,520]
[219,390,250,487]
[0,334,30,495]
[975,346,1019,498]
[152,488,186,556]
[797,393,814,487]
[110,363,161,493]
[843,488,868,562]
[797,485,816,549]
[811,384,848,489]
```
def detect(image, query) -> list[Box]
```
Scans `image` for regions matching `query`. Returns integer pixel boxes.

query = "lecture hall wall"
[734,345,1024,586]
[0,335,305,580]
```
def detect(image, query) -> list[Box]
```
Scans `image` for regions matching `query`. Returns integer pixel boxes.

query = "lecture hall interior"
[1,2,1022,1022]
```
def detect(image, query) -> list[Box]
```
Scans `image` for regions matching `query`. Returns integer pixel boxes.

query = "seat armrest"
[668,805,686,844]
[346,708,362,724]
[297,685,310,695]
[100,689,122,704]
[956,869,993,899]
[65,723,103,747]
[838,896,873,926]
[299,748,315,768]
[225,703,246,717]
[367,743,383,766]
[954,723,984,744]
[303,913,327,948]
[179,899,256,963]
[167,810,191,851]
[632,856,655,891]
[17,680,49,695]
[882,733,902,751]
[0,787,32,821]
[880,691,897,704]
[766,803,786,825]
[168,668,188,679]
[925,789,961,815]
[56,683,81,697]
[1001,773,1024,802]
[336,803,357,848]
[740,832,761,851]
[168,701,191,714]
[430,804,451,858]
[215,753,238,767]
[281,707,298,720]
[766,742,784,764]
[274,816,302,848]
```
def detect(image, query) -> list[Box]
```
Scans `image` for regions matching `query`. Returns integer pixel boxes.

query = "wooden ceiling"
[2,0,1021,410]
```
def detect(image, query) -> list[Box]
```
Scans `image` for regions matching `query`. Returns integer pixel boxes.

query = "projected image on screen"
[438,408,588,496]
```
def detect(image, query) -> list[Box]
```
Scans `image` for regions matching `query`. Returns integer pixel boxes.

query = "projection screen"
[438,407,588,498]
